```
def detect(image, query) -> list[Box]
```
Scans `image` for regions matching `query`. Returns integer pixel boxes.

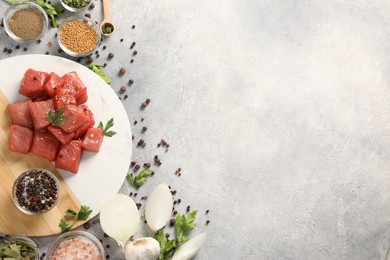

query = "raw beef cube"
[58,105,89,133]
[44,72,64,97]
[55,140,83,173]
[74,104,95,138]
[47,125,76,144]
[61,71,87,102]
[9,125,34,154]
[82,127,103,153]
[7,99,34,128]
[28,99,54,129]
[30,130,61,161]
[19,69,50,98]
[53,85,77,110]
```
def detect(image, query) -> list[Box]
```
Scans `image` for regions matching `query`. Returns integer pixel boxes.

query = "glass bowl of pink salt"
[3,2,48,43]
[46,231,104,260]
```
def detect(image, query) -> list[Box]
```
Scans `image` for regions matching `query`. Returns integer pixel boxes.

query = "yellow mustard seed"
[60,20,97,54]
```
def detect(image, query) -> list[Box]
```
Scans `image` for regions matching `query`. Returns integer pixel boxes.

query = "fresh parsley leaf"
[48,108,67,126]
[65,209,77,218]
[98,118,117,137]
[59,205,93,233]
[175,210,197,243]
[127,170,154,189]
[86,64,111,84]
[77,205,93,221]
[59,218,71,233]
[155,230,176,260]
[35,0,64,28]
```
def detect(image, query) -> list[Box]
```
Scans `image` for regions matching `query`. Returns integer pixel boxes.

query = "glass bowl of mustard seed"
[12,168,60,215]
[57,16,100,57]
[60,0,91,12]
[3,2,48,43]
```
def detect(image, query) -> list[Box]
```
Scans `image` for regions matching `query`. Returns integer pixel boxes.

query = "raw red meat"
[62,71,88,104]
[55,140,83,173]
[28,99,54,129]
[58,105,89,133]
[53,85,77,110]
[9,125,34,154]
[82,127,103,153]
[7,99,34,129]
[47,125,76,144]
[74,104,95,139]
[19,69,49,98]
[30,130,61,161]
[44,72,64,97]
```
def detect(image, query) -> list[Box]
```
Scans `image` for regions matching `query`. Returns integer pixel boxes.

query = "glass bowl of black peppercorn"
[3,2,48,43]
[12,168,60,215]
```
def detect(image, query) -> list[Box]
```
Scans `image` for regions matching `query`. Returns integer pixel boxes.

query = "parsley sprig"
[154,210,198,260]
[86,64,111,84]
[127,170,154,189]
[59,205,93,233]
[35,0,64,28]
[48,108,67,126]
[98,118,117,137]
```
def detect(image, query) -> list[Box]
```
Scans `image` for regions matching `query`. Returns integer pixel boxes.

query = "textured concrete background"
[2,0,390,259]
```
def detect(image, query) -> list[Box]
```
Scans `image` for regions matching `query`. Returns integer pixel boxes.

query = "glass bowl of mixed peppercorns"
[12,168,60,215]
[60,0,91,12]
[57,16,101,57]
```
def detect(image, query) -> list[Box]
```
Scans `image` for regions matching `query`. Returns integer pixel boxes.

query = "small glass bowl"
[3,2,48,43]
[57,16,101,57]
[60,0,91,12]
[12,168,60,215]
[0,235,39,260]
[46,231,105,259]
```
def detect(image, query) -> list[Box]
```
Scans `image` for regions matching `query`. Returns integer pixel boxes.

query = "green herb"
[0,239,37,259]
[98,118,117,137]
[48,107,67,126]
[175,210,197,243]
[86,64,111,84]
[155,230,176,260]
[63,0,90,8]
[59,205,93,233]
[102,23,114,34]
[154,210,198,259]
[127,170,154,189]
[35,0,64,28]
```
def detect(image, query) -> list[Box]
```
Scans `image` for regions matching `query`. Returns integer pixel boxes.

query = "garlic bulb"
[172,233,207,260]
[125,237,160,260]
[145,183,173,231]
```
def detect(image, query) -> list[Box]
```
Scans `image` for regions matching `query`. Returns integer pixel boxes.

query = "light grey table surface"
[2,0,390,259]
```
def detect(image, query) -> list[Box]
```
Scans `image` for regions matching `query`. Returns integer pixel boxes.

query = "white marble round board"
[0,54,132,216]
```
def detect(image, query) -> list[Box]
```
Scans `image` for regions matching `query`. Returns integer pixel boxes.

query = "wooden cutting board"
[0,90,81,237]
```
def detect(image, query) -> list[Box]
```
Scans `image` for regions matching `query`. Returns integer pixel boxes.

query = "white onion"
[100,193,140,247]
[172,233,207,260]
[145,183,173,232]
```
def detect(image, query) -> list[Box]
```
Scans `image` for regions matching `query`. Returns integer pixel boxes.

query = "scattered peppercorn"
[132,25,135,29]
[89,3,95,9]
[7,49,12,54]
[15,45,20,49]
[134,120,138,125]
[120,38,123,42]
[170,218,176,226]
[130,59,134,63]
[124,94,128,100]
[134,164,140,171]
[45,51,49,55]
[128,79,134,85]
[142,126,148,132]
[133,50,138,56]
[108,52,114,59]
[87,56,93,63]
[119,67,126,75]
[206,220,210,225]
[130,161,136,167]
[84,13,91,18]
[120,86,126,92]
[206,209,209,214]
[137,139,145,146]
[83,223,90,229]
[37,39,41,44]
[23,47,28,51]
[144,162,151,168]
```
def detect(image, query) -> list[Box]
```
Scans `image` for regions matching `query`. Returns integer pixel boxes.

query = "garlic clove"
[100,193,140,247]
[145,183,173,232]
[172,233,207,260]
[125,237,160,260]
